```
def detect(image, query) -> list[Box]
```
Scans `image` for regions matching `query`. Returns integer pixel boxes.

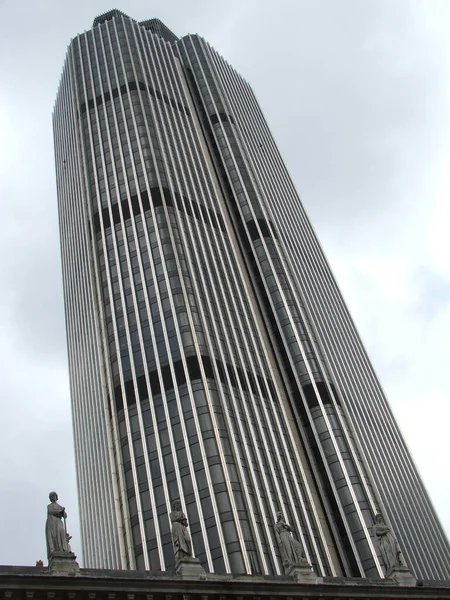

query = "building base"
[175,557,206,579]
[48,552,80,575]
[285,563,317,583]
[388,566,417,586]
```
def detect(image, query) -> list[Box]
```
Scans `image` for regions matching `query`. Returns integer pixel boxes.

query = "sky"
[0,0,449,567]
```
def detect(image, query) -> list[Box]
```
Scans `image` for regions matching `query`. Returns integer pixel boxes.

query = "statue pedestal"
[48,552,80,575]
[388,566,417,586]
[175,557,206,579]
[286,563,317,583]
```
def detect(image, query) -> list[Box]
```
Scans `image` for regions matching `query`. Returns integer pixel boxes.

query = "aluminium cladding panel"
[53,50,124,568]
[62,13,342,576]
[177,36,450,580]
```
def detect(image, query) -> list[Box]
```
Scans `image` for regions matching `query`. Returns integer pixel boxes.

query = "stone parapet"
[0,564,448,600]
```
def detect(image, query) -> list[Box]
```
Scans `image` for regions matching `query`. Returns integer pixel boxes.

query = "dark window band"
[301,381,340,409]
[247,218,278,241]
[114,354,276,411]
[92,186,225,234]
[79,79,190,118]
[210,112,235,126]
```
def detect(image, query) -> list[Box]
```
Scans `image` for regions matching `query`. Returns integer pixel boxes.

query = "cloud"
[0,0,448,569]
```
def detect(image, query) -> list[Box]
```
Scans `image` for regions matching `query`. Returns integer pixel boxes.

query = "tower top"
[139,18,179,43]
[92,10,178,43]
[92,8,127,27]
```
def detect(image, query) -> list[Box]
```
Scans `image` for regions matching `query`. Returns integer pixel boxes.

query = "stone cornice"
[0,568,449,600]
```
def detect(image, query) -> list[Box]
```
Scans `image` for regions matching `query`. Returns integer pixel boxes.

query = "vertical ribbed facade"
[54,11,449,580]
[176,35,450,581]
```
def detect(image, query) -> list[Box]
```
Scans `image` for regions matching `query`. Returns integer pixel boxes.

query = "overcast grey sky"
[0,0,448,567]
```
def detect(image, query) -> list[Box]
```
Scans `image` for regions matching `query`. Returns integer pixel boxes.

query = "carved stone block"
[285,564,317,583]
[48,551,80,575]
[388,566,417,587]
[175,557,206,579]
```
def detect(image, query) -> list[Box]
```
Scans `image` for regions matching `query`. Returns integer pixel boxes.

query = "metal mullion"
[229,69,400,524]
[97,20,167,570]
[62,85,98,566]
[74,34,128,569]
[113,16,209,571]
[301,284,439,575]
[225,63,445,576]
[237,136,384,576]
[179,39,298,575]
[162,149,268,573]
[184,40,326,575]
[180,37,332,575]
[293,243,433,532]
[213,50,386,573]
[165,55,298,552]
[122,19,214,571]
[222,59,385,541]
[238,72,435,527]
[77,44,123,567]
[162,210,269,570]
[236,78,404,478]
[214,47,378,525]
[286,212,439,574]
[80,28,137,568]
[95,26,169,572]
[68,45,125,569]
[262,324,355,575]
[56,64,91,562]
[299,250,447,566]
[206,46,339,575]
[122,23,208,568]
[67,102,105,567]
[70,43,116,567]
[100,20,164,570]
[54,68,93,564]
[189,39,371,577]
[203,60,334,577]
[236,76,441,573]
[184,40,297,551]
[90,24,153,569]
[298,268,444,575]
[297,260,435,574]
[152,38,259,574]
[207,70,372,580]
[163,42,334,578]
[136,27,227,572]
[60,47,108,565]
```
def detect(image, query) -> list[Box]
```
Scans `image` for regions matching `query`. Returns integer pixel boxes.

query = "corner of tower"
[92,9,131,28]
[139,18,179,44]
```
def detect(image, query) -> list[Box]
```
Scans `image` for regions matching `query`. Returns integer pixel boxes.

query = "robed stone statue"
[46,491,69,559]
[275,512,309,571]
[373,513,405,576]
[170,500,192,562]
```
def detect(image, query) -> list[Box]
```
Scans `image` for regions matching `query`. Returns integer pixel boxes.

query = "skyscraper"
[53,9,450,580]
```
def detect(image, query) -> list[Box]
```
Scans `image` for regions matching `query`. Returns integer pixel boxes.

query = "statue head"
[375,513,384,523]
[49,491,58,503]
[172,499,182,511]
[276,511,283,521]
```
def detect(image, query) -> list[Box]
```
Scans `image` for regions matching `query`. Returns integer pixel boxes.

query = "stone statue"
[373,513,404,576]
[45,492,69,559]
[170,500,192,562]
[275,512,308,570]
